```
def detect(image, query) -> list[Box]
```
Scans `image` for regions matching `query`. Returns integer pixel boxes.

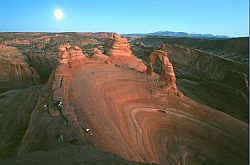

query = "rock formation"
[108,34,133,59]
[0,45,40,92]
[17,44,87,155]
[0,33,248,165]
[27,52,57,83]
[91,47,110,62]
[58,44,86,68]
[13,50,247,164]
[146,50,182,96]
[105,34,147,72]
[163,44,248,121]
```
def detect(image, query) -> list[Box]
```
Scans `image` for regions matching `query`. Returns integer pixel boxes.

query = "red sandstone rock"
[91,48,110,62]
[38,35,51,43]
[5,39,30,45]
[0,33,247,165]
[16,55,247,165]
[146,50,182,97]
[0,45,40,90]
[58,44,86,68]
[108,34,133,59]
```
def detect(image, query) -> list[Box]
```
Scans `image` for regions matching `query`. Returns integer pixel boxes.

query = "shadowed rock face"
[1,144,154,165]
[0,86,42,159]
[27,52,57,83]
[17,44,88,155]
[0,45,40,92]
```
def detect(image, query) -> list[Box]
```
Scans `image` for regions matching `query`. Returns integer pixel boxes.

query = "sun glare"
[54,9,64,20]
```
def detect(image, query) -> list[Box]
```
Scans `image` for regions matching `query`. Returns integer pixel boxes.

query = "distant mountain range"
[122,31,230,39]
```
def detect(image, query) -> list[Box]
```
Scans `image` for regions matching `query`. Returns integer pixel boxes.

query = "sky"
[0,0,248,37]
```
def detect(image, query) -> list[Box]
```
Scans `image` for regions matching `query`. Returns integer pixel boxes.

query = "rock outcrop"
[108,34,133,59]
[105,34,147,72]
[146,50,182,96]
[0,45,40,92]
[58,44,86,68]
[91,48,110,62]
[17,44,87,155]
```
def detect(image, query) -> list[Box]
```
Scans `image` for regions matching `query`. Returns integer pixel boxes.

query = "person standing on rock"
[84,128,93,145]
[43,104,48,111]
[59,134,64,144]
[56,101,63,110]
[85,128,93,135]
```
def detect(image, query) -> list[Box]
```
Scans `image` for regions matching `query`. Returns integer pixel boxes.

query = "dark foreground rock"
[0,144,154,165]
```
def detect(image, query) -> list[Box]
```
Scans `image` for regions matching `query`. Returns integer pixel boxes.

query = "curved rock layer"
[0,45,40,92]
[17,55,248,165]
[69,64,248,164]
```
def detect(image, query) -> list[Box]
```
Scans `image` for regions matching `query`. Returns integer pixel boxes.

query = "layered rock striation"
[0,45,40,92]
[108,34,133,59]
[17,44,87,155]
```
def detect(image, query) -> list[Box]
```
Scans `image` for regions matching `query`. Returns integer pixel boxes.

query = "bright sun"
[54,9,64,20]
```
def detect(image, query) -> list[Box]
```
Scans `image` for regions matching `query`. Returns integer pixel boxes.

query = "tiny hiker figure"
[43,104,48,111]
[57,101,63,110]
[85,128,93,136]
[59,134,64,144]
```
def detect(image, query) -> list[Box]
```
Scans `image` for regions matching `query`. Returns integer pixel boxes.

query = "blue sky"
[0,0,248,37]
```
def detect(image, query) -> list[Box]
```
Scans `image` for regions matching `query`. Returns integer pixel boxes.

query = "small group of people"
[43,101,95,145]
[43,101,63,111]
[57,128,93,145]
[57,101,63,110]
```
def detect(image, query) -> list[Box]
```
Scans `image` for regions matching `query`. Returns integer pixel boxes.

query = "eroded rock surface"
[0,45,40,92]
[17,44,87,155]
[27,52,57,83]
[91,47,110,62]
[14,47,248,164]
[0,33,248,165]
[0,86,42,159]
[146,50,182,97]
[108,34,133,59]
